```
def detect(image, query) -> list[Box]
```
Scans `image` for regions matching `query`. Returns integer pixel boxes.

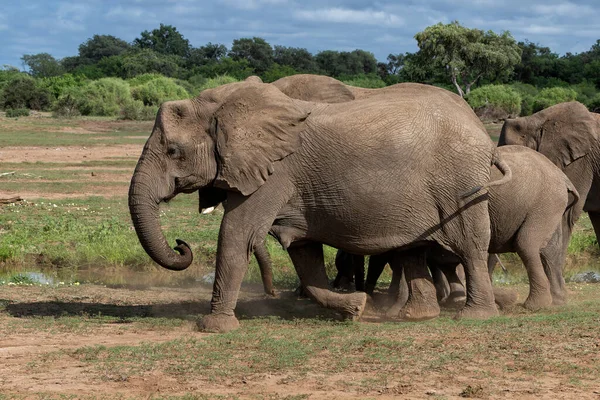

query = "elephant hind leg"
[289,243,367,320]
[254,242,276,296]
[514,224,554,310]
[391,249,440,321]
[518,247,553,310]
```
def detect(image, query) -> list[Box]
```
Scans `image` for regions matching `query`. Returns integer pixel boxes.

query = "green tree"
[188,43,227,64]
[414,21,521,97]
[273,45,317,72]
[133,24,191,58]
[229,37,274,75]
[78,34,130,63]
[192,57,254,80]
[119,49,182,78]
[513,41,560,85]
[21,53,64,78]
[315,50,379,78]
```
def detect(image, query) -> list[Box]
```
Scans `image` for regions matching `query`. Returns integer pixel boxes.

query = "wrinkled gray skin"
[129,75,507,333]
[499,102,600,304]
[335,146,579,311]
[198,191,275,296]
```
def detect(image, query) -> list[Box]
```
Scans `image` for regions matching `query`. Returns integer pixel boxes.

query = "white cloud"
[105,5,152,19]
[521,25,566,35]
[294,7,404,27]
[532,1,594,17]
[55,3,90,31]
[219,0,288,11]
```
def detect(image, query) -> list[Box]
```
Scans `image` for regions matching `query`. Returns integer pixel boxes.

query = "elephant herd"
[128,74,600,333]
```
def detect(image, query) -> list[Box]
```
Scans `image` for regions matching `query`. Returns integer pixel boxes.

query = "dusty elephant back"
[272,74,355,103]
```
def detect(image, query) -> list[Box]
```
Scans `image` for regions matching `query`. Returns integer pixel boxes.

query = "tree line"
[2,21,599,119]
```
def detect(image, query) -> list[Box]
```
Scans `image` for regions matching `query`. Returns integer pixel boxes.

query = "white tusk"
[201,206,215,214]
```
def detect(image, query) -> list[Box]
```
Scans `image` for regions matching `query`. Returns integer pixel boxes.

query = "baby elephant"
[336,145,579,313]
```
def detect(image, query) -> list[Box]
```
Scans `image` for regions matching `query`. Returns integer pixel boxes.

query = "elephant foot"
[332,276,353,292]
[338,292,368,321]
[523,291,552,311]
[440,291,466,309]
[398,297,440,321]
[364,283,376,296]
[197,314,240,333]
[454,303,499,320]
[493,287,518,310]
[551,291,567,306]
[385,298,405,319]
[294,285,309,298]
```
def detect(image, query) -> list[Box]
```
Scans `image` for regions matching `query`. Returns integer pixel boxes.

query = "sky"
[1,0,599,69]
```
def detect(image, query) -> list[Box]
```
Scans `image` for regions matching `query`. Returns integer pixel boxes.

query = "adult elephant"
[271,73,413,103]
[499,102,599,304]
[129,76,510,333]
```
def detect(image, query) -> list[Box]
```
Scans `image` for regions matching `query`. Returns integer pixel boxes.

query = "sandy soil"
[0,284,599,399]
[0,144,143,163]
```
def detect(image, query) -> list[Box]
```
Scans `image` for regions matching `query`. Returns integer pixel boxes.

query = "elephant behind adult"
[129,76,508,332]
[335,146,579,312]
[499,102,600,303]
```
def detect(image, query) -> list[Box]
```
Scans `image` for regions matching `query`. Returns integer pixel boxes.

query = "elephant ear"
[212,83,310,195]
[537,102,598,169]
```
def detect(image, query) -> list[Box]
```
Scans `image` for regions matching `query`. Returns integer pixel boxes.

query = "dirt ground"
[1,283,599,399]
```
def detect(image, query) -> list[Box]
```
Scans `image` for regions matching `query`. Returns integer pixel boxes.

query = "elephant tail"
[460,151,512,199]
[564,178,580,229]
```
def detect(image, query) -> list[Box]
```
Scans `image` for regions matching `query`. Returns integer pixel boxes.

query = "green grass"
[0,130,148,147]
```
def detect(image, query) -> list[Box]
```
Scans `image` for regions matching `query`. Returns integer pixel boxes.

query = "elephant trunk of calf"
[129,163,193,271]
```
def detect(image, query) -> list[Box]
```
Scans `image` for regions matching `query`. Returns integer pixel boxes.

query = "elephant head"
[128,76,310,271]
[498,102,599,169]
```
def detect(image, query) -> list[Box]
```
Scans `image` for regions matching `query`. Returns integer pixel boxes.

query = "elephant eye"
[167,145,183,159]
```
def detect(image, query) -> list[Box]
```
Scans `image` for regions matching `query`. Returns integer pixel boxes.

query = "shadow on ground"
[2,289,344,322]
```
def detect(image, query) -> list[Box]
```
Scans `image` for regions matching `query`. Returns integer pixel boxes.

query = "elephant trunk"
[129,159,193,271]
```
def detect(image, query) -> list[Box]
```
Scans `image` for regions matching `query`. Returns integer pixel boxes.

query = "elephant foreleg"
[365,253,389,295]
[289,243,367,320]
[589,211,600,250]
[254,241,275,296]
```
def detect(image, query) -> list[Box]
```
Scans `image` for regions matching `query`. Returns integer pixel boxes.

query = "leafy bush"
[466,85,522,119]
[1,75,52,110]
[532,87,578,113]
[198,75,239,92]
[5,108,30,117]
[342,74,387,88]
[510,83,538,116]
[38,73,88,101]
[261,64,297,83]
[53,87,83,118]
[76,78,133,116]
[572,81,598,105]
[120,99,158,120]
[587,94,600,113]
[131,76,189,106]
[127,73,164,87]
